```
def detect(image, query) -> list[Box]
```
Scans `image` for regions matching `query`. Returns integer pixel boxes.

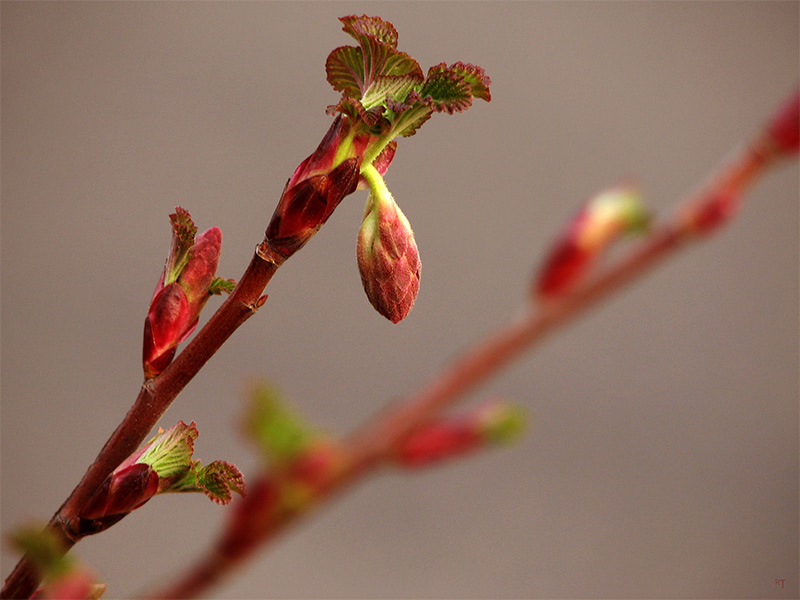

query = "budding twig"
[1,247,281,600]
[150,91,796,598]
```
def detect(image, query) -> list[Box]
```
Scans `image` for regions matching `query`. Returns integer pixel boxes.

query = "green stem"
[360,163,392,206]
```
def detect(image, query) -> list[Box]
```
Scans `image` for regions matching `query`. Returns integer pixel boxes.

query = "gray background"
[2,2,798,598]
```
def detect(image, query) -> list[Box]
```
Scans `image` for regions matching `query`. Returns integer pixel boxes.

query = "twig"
[152,125,787,599]
[1,245,284,599]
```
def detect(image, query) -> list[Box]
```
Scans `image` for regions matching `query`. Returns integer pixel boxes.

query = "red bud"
[535,185,648,300]
[143,221,224,379]
[265,115,369,257]
[357,191,421,323]
[767,87,799,155]
[395,421,480,467]
[78,463,159,533]
[683,188,741,235]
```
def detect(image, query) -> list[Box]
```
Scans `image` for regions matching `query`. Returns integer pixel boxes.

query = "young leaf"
[137,421,198,480]
[327,14,422,107]
[244,384,323,464]
[339,14,399,49]
[193,461,246,505]
[361,74,423,111]
[209,277,236,295]
[326,45,365,98]
[420,64,473,114]
[449,61,492,102]
[164,207,198,285]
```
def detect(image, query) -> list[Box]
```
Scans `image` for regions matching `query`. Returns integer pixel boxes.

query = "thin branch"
[1,244,284,600]
[152,127,788,599]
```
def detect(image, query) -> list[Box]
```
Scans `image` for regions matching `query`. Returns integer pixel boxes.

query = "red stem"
[154,135,781,599]
[1,244,284,600]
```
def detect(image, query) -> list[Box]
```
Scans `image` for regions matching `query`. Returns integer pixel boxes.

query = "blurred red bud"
[395,401,525,468]
[219,477,281,560]
[535,185,648,300]
[32,572,102,600]
[683,188,741,235]
[766,87,799,155]
[395,421,479,467]
[536,239,592,299]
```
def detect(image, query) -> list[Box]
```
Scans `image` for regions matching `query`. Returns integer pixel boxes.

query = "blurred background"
[2,2,797,598]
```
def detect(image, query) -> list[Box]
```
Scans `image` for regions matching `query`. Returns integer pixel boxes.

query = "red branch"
[1,245,284,600]
[151,115,791,599]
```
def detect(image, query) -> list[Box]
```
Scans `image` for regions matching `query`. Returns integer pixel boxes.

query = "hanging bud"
[77,422,244,535]
[394,401,526,468]
[143,208,234,379]
[765,87,799,156]
[357,164,421,323]
[535,184,649,300]
[265,115,368,258]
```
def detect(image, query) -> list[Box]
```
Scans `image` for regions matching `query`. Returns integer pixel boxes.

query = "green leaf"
[169,207,198,248]
[420,64,473,114]
[244,383,321,464]
[165,207,198,285]
[386,92,433,138]
[326,15,422,105]
[193,460,246,505]
[449,61,492,102]
[138,421,197,480]
[361,74,422,111]
[209,277,236,295]
[339,14,398,49]
[326,45,364,98]
[326,97,388,132]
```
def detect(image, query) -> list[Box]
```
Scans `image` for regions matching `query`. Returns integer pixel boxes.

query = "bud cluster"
[264,14,490,322]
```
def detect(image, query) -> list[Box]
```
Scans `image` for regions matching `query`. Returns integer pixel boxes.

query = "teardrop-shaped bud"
[356,188,421,323]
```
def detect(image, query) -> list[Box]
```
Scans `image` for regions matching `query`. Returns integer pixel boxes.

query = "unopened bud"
[280,440,347,511]
[394,421,477,467]
[265,115,366,257]
[143,209,229,379]
[766,87,799,156]
[394,401,526,468]
[33,573,104,600]
[475,401,527,443]
[78,463,160,529]
[244,383,324,465]
[681,188,741,236]
[535,185,648,299]
[357,166,421,323]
